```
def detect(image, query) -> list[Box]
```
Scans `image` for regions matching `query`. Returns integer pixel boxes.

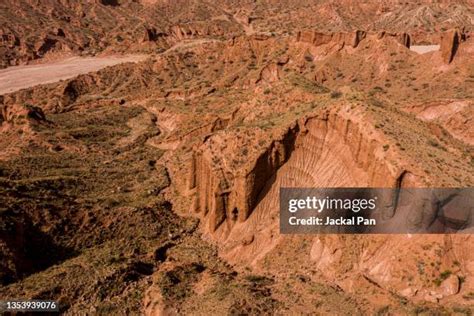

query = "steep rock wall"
[295,30,413,55]
[296,30,367,49]
[215,107,410,266]
[377,31,411,47]
[183,106,409,239]
[188,124,300,232]
[440,28,467,63]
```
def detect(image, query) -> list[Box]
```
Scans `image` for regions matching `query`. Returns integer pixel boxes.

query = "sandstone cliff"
[296,30,367,49]
[440,28,467,63]
[187,124,299,232]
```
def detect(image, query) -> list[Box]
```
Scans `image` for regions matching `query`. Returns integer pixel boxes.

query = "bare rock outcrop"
[141,27,166,43]
[377,31,411,48]
[187,124,299,232]
[0,103,47,126]
[296,30,367,49]
[440,28,466,63]
[403,100,474,146]
[296,30,413,52]
[182,106,409,235]
[257,63,281,83]
[167,24,228,43]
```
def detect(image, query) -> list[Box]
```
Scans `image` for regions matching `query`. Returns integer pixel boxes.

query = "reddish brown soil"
[0,1,473,315]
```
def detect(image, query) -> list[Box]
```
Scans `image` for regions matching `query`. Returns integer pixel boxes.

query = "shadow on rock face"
[0,210,77,286]
[100,0,120,6]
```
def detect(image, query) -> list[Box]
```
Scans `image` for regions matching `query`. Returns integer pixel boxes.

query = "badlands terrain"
[1,0,474,315]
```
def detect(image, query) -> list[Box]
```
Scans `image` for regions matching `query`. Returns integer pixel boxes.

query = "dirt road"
[410,45,440,54]
[0,55,147,95]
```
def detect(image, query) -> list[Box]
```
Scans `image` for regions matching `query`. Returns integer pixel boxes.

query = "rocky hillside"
[0,2,473,315]
[1,0,474,68]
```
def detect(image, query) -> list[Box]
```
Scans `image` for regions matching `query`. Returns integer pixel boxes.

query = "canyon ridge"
[1,0,473,314]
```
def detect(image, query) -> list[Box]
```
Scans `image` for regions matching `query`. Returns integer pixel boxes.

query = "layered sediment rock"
[188,124,299,232]
[296,30,367,49]
[183,106,409,234]
[296,30,413,51]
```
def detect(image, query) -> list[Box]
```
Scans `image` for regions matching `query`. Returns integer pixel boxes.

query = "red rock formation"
[142,27,158,42]
[296,30,367,49]
[295,30,414,51]
[397,32,411,48]
[377,31,411,48]
[184,105,414,234]
[440,28,466,63]
[187,124,299,232]
[296,31,332,46]
[257,63,281,83]
[0,103,47,126]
